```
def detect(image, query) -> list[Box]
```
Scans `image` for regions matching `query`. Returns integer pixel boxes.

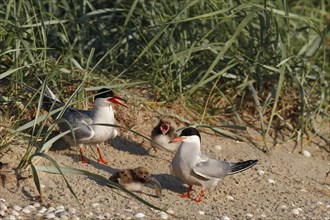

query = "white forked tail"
[37,77,61,102]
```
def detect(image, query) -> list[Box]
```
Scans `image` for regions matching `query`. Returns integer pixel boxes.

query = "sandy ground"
[1,89,329,219]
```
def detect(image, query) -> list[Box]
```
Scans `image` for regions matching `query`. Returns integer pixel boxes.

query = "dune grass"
[0,0,329,209]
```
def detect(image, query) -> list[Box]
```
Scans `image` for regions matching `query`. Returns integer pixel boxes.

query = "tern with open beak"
[169,127,258,202]
[42,84,127,164]
[150,119,179,152]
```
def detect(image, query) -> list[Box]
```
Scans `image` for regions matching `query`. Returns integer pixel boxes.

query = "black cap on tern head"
[180,127,201,141]
[95,88,114,100]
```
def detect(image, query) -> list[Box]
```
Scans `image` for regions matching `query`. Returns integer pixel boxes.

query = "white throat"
[179,135,201,154]
[92,104,115,124]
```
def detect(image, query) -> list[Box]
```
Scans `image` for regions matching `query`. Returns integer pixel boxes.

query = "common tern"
[42,84,126,164]
[150,119,179,152]
[170,127,258,202]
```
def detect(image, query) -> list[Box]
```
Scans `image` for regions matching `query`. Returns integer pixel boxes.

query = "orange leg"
[97,145,108,164]
[193,190,205,203]
[180,185,192,199]
[79,146,88,164]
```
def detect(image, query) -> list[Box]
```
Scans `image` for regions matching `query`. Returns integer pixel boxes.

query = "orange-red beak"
[169,136,185,143]
[107,96,127,108]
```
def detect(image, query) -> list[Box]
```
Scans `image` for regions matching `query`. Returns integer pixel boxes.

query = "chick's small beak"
[108,96,127,108]
[169,136,185,143]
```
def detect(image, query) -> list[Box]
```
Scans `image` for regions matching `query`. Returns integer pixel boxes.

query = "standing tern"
[150,119,179,152]
[169,127,258,202]
[42,84,127,164]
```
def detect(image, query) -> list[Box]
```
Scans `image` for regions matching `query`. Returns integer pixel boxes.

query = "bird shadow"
[45,132,152,157]
[88,159,118,175]
[65,153,119,175]
[152,173,187,194]
[108,136,151,156]
[47,131,71,151]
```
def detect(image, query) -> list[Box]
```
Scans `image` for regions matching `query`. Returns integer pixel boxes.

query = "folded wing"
[193,158,258,179]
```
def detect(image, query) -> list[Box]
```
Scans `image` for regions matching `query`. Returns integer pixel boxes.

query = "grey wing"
[193,157,232,179]
[58,109,94,141]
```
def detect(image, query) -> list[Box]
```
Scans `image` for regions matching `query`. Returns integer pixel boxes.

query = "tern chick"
[109,167,162,197]
[150,119,179,152]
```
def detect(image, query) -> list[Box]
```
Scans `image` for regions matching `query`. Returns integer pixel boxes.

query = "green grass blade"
[34,165,166,212]
[30,152,80,205]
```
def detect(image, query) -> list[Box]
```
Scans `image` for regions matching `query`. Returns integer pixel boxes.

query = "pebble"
[71,215,80,220]
[1,203,8,211]
[55,209,66,216]
[302,150,311,157]
[149,208,157,213]
[22,207,31,214]
[260,214,267,218]
[0,198,6,203]
[326,205,330,209]
[316,201,323,205]
[5,215,16,220]
[246,213,253,218]
[12,205,22,212]
[221,216,230,220]
[56,205,65,210]
[47,207,55,213]
[291,208,302,215]
[166,209,174,214]
[38,206,47,214]
[24,205,36,211]
[134,212,145,218]
[214,145,222,151]
[198,211,205,215]
[68,208,76,214]
[33,203,41,208]
[257,170,265,175]
[279,205,287,210]
[267,178,275,184]
[158,211,168,219]
[40,184,46,188]
[84,211,94,218]
[0,210,5,217]
[300,188,307,192]
[225,195,234,201]
[11,210,20,216]
[45,213,56,219]
[60,215,69,220]
[92,203,100,208]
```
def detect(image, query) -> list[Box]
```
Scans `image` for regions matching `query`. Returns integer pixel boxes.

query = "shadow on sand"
[108,136,150,156]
